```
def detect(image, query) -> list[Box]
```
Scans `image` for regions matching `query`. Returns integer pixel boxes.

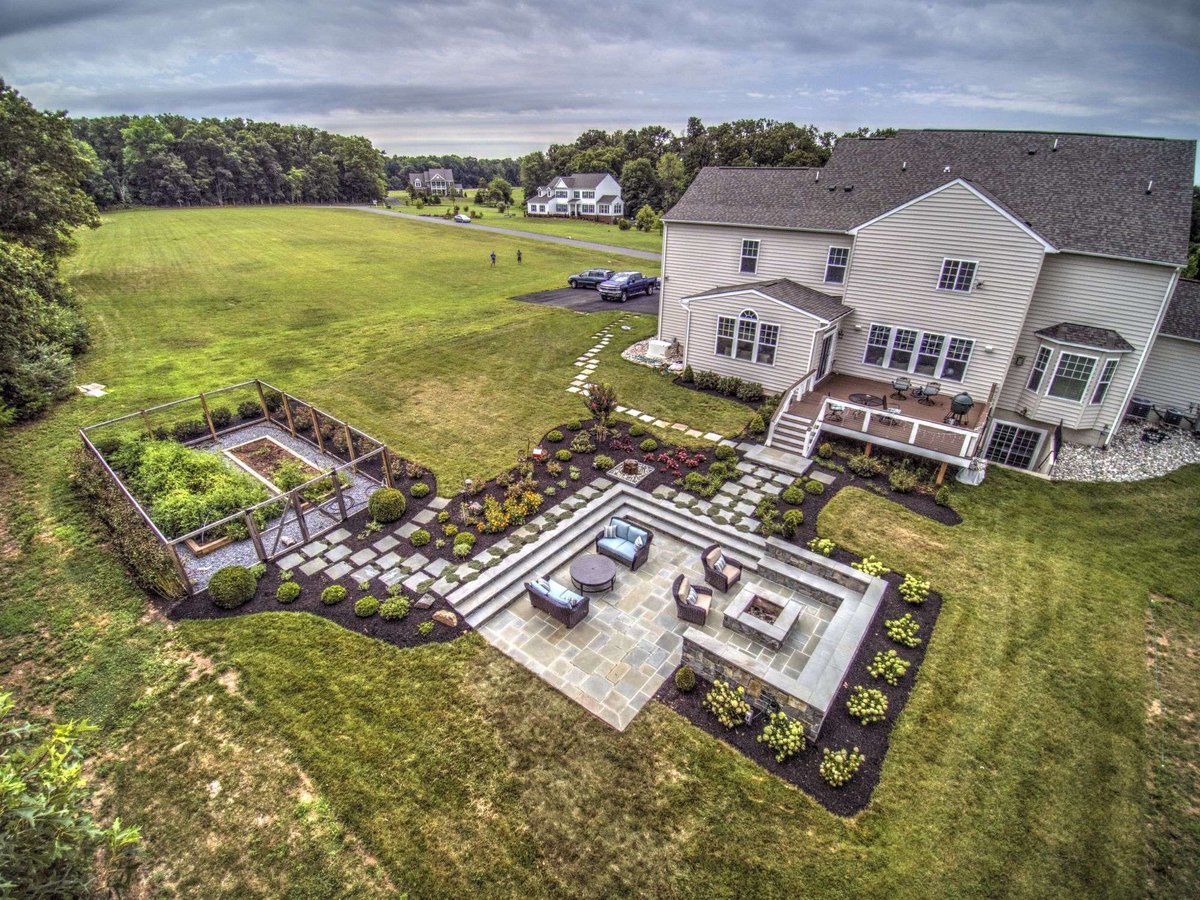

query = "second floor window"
[583,190,595,199]
[740,239,760,274]
[825,246,849,284]
[1047,353,1096,401]
[555,190,567,198]
[863,323,974,381]
[938,258,977,292]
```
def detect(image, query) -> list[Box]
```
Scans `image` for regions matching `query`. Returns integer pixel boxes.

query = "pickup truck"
[568,268,615,289]
[597,271,659,302]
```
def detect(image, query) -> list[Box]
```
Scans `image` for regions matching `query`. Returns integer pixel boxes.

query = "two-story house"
[656,130,1196,480]
[407,168,458,196]
[527,173,624,221]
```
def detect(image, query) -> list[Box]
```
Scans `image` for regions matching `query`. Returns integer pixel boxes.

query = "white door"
[816,330,836,380]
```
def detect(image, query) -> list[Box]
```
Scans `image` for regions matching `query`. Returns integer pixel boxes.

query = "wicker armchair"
[701,543,742,593]
[672,574,712,625]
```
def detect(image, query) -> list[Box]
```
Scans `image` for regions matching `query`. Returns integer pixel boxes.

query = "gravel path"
[1050,422,1200,482]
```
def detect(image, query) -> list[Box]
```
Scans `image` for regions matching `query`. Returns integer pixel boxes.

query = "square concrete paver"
[325,561,352,581]
[325,544,352,563]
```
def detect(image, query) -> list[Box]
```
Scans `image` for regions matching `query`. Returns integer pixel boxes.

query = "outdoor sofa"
[526,577,589,628]
[594,516,652,571]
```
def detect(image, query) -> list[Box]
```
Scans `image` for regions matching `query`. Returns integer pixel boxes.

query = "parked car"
[598,271,658,302]
[568,268,615,289]
[453,213,471,223]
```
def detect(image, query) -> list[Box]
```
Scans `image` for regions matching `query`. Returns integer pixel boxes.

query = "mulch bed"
[655,568,944,817]
[227,435,322,480]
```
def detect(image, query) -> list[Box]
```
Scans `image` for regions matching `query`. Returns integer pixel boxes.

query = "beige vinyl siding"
[659,222,850,346]
[835,182,1047,403]
[683,294,821,393]
[1133,335,1200,412]
[1001,253,1177,433]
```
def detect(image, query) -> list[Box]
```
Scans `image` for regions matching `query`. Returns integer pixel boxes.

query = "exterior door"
[816,330,836,380]
[985,423,1043,470]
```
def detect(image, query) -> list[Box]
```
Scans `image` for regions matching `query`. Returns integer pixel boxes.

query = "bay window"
[1090,359,1119,405]
[1026,346,1052,391]
[1047,353,1096,401]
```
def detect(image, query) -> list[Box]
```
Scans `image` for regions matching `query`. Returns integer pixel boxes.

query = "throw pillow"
[687,586,698,605]
[634,535,645,549]
[714,553,728,571]
[678,577,690,601]
[603,524,617,540]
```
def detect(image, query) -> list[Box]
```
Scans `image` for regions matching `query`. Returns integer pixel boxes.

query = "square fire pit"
[722,584,802,651]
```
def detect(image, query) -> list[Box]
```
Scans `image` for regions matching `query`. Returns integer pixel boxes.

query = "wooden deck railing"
[813,396,985,459]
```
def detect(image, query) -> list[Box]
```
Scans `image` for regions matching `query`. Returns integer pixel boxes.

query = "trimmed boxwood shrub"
[736,381,764,403]
[238,399,262,420]
[209,406,232,428]
[320,584,347,605]
[804,479,825,495]
[380,595,410,621]
[368,487,407,522]
[594,454,614,470]
[628,423,646,437]
[935,484,952,507]
[781,508,805,537]
[781,485,806,505]
[714,445,737,461]
[410,482,430,498]
[639,438,658,452]
[276,581,301,603]
[680,365,694,383]
[546,429,564,442]
[209,565,257,609]
[747,414,766,435]
[454,531,476,549]
[410,528,431,547]
[674,665,696,693]
[555,449,572,462]
[355,596,380,617]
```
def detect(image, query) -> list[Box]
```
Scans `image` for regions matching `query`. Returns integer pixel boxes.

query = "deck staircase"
[769,412,815,456]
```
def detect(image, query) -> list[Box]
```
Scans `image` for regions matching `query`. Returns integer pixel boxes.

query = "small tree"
[634,204,659,232]
[584,382,618,425]
[0,692,141,894]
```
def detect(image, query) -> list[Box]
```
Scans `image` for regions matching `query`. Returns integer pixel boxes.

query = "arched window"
[715,309,779,365]
[736,311,759,361]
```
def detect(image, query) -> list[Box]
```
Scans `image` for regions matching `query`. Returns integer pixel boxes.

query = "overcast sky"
[2,0,1197,163]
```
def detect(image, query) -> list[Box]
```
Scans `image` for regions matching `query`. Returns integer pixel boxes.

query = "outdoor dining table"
[847,392,886,408]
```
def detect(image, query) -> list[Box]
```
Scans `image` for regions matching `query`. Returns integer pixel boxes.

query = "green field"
[0,206,1196,897]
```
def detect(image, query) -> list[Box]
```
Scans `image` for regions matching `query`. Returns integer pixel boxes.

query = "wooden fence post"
[244,511,266,561]
[290,490,310,542]
[281,393,297,437]
[380,447,395,488]
[343,424,358,473]
[255,380,271,421]
[198,392,218,440]
[140,410,155,437]
[331,470,349,519]
[309,407,325,452]
[166,541,195,596]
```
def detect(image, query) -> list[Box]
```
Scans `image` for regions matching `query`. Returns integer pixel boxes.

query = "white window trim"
[985,419,1047,471]
[937,257,979,293]
[1091,359,1119,405]
[824,245,849,284]
[1027,345,1053,392]
[740,239,760,274]
[598,203,610,214]
[714,309,779,367]
[1045,350,1100,403]
[862,322,975,381]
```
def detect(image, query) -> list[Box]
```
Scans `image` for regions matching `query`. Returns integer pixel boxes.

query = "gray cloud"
[1,0,1196,159]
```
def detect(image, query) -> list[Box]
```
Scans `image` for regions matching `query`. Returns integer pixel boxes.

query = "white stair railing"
[766,368,817,448]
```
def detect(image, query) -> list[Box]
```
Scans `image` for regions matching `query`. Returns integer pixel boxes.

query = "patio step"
[741,444,812,477]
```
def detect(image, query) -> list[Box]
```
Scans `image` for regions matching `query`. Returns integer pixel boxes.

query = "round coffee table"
[570,554,617,593]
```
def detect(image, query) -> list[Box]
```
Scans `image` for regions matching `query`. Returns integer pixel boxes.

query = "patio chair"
[672,574,712,625]
[526,577,589,628]
[701,543,742,593]
[890,377,911,399]
[913,381,941,406]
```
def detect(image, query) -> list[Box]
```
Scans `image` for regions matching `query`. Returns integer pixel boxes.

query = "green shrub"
[208,566,257,609]
[817,442,834,458]
[354,596,380,617]
[852,554,890,576]
[546,429,564,443]
[368,487,407,523]
[410,528,431,547]
[380,595,410,621]
[680,365,694,383]
[543,486,556,496]
[545,461,563,477]
[736,381,764,403]
[781,508,805,538]
[716,375,741,397]
[804,479,825,495]
[847,453,884,477]
[209,406,233,428]
[639,438,658,452]
[885,612,922,647]
[694,370,720,390]
[781,485,806,505]
[437,510,450,523]
[276,581,301,603]
[238,400,262,419]
[555,449,572,462]
[820,746,865,787]
[594,454,614,470]
[628,423,646,437]
[566,419,582,431]
[249,562,267,581]
[888,465,918,493]
[410,482,430,498]
[867,649,910,686]
[899,573,931,604]
[747,414,766,435]
[417,620,434,635]
[807,537,836,556]
[935,484,952,507]
[702,679,752,729]
[317,584,345,605]
[757,710,806,762]
[568,466,581,481]
[674,665,697,692]
[569,431,595,454]
[453,542,472,559]
[714,445,736,461]
[454,531,477,548]
[847,685,889,724]
[758,394,781,419]
[171,418,208,442]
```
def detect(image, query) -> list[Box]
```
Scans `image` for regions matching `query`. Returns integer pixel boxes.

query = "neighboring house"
[526,173,624,221]
[407,168,459,196]
[657,130,1196,478]
[1135,278,1200,413]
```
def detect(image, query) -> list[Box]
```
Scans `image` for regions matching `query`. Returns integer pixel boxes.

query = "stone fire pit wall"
[681,629,823,738]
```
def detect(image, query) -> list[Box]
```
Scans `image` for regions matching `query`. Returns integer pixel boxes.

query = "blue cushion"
[597,537,635,562]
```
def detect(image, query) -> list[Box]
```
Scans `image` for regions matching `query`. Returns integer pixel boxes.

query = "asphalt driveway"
[514,286,659,315]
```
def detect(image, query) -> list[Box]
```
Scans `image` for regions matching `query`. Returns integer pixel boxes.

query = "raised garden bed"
[226,435,322,486]
[656,563,944,817]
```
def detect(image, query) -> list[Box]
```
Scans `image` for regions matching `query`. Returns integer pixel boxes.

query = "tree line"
[518,118,896,215]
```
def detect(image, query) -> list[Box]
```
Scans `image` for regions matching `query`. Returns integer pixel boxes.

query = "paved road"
[514,286,659,315]
[337,204,661,262]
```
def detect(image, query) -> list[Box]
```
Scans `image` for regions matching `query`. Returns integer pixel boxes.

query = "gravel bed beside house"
[1050,422,1200,482]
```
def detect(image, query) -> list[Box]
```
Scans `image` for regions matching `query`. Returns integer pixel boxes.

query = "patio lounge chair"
[701,543,742,593]
[526,577,589,628]
[594,516,652,571]
[672,574,712,625]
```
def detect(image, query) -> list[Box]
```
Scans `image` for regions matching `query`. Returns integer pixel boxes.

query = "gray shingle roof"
[560,173,610,190]
[1160,278,1200,341]
[1034,323,1135,352]
[664,130,1195,265]
[597,194,617,204]
[684,278,852,323]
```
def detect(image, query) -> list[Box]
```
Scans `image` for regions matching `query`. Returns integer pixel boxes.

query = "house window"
[413,178,422,188]
[716,310,778,364]
[582,190,595,199]
[740,239,760,274]
[864,325,892,366]
[598,204,610,214]
[941,338,973,382]
[825,247,849,284]
[888,329,918,369]
[583,204,595,214]
[938,259,977,292]
[554,203,566,213]
[986,423,1043,470]
[914,333,945,376]
[1047,353,1096,401]
[1091,359,1118,405]
[1027,346,1052,391]
[555,189,568,198]
[613,202,623,214]
[572,191,580,199]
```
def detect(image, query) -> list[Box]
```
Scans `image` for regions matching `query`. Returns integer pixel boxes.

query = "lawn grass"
[0,205,1197,896]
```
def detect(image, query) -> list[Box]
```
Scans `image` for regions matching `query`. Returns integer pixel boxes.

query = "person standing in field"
[490,251,496,267]
[516,249,522,264]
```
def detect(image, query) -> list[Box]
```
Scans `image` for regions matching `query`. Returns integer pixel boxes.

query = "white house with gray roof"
[407,168,459,196]
[527,173,624,222]
[656,129,1197,478]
